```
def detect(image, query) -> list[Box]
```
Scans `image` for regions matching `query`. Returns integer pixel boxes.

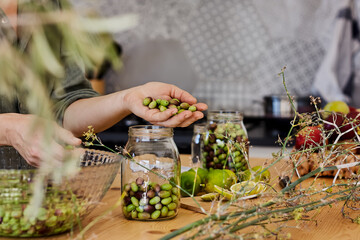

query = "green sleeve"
[51,63,99,125]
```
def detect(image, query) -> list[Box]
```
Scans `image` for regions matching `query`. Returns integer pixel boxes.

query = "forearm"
[0,113,19,146]
[63,89,133,136]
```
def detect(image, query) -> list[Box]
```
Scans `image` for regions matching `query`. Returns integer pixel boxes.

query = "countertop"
[0,155,358,240]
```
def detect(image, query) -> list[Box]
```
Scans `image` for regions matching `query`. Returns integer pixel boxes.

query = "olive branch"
[157,68,360,239]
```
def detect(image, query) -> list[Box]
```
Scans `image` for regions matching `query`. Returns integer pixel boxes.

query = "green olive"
[188,105,197,112]
[159,190,171,199]
[169,98,180,106]
[143,97,152,106]
[126,204,136,212]
[148,100,157,109]
[131,197,139,207]
[131,182,139,192]
[167,202,177,211]
[161,183,173,191]
[161,206,168,217]
[160,99,169,107]
[167,210,175,217]
[154,203,162,210]
[138,212,151,220]
[159,105,167,112]
[180,102,190,110]
[149,196,161,205]
[161,197,172,205]
[171,195,179,203]
[171,188,179,195]
[168,104,177,109]
[131,210,138,219]
[151,210,161,220]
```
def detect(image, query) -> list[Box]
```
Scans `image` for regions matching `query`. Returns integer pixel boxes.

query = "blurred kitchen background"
[71,0,360,154]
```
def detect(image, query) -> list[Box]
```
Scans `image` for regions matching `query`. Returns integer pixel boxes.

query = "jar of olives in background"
[202,111,249,173]
[121,125,180,221]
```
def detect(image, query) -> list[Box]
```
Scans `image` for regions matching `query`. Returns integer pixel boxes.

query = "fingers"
[170,87,197,105]
[150,110,204,128]
[143,82,198,105]
[24,127,80,168]
[55,125,82,146]
[192,103,208,112]
[144,102,207,127]
[144,108,179,122]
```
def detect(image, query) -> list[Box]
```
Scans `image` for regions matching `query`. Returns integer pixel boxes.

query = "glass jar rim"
[128,125,173,137]
[207,110,243,121]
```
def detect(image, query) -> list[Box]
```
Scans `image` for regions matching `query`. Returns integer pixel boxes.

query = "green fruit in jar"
[161,183,173,191]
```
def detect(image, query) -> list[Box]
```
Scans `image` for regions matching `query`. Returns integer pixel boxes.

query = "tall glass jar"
[121,125,180,221]
[191,123,206,164]
[201,111,249,173]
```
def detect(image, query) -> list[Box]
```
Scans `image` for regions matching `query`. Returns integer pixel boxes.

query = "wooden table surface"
[1,155,360,240]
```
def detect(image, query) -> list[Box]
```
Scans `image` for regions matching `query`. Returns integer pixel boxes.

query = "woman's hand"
[124,82,208,127]
[1,113,81,167]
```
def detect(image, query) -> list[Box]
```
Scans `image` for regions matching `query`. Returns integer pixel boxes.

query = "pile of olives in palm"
[202,122,249,172]
[122,177,179,220]
[143,97,197,114]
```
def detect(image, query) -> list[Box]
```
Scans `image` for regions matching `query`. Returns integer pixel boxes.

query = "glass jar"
[191,123,206,164]
[121,125,180,221]
[201,111,249,173]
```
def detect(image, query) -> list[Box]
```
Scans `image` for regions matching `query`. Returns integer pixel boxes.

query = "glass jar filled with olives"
[121,125,180,221]
[201,111,249,173]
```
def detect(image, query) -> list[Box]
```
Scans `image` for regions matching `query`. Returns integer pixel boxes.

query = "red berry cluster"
[295,110,360,150]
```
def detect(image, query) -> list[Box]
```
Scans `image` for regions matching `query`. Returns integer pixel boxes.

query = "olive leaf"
[31,28,64,78]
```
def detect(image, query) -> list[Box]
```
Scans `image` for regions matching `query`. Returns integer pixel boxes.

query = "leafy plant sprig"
[158,68,360,239]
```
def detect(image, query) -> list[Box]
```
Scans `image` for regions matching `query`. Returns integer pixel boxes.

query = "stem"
[160,201,276,240]
[229,195,349,234]
[162,184,359,240]
[281,162,360,193]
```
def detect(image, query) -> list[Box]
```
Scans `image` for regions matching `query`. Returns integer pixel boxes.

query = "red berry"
[339,111,360,140]
[349,106,358,113]
[323,113,344,131]
[295,126,323,150]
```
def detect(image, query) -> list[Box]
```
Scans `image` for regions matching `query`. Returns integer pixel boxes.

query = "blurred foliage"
[0,0,137,215]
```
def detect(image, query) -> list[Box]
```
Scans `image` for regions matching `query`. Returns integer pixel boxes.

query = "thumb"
[56,125,82,146]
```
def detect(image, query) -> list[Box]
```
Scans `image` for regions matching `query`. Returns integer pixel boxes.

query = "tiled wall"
[71,0,358,114]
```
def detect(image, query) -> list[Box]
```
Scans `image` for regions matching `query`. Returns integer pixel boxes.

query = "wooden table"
[1,155,359,240]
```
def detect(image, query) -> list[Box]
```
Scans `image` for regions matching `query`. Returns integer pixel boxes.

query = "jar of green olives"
[201,111,249,173]
[121,126,180,221]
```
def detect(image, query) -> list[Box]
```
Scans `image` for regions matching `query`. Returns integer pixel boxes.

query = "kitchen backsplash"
[71,0,360,113]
